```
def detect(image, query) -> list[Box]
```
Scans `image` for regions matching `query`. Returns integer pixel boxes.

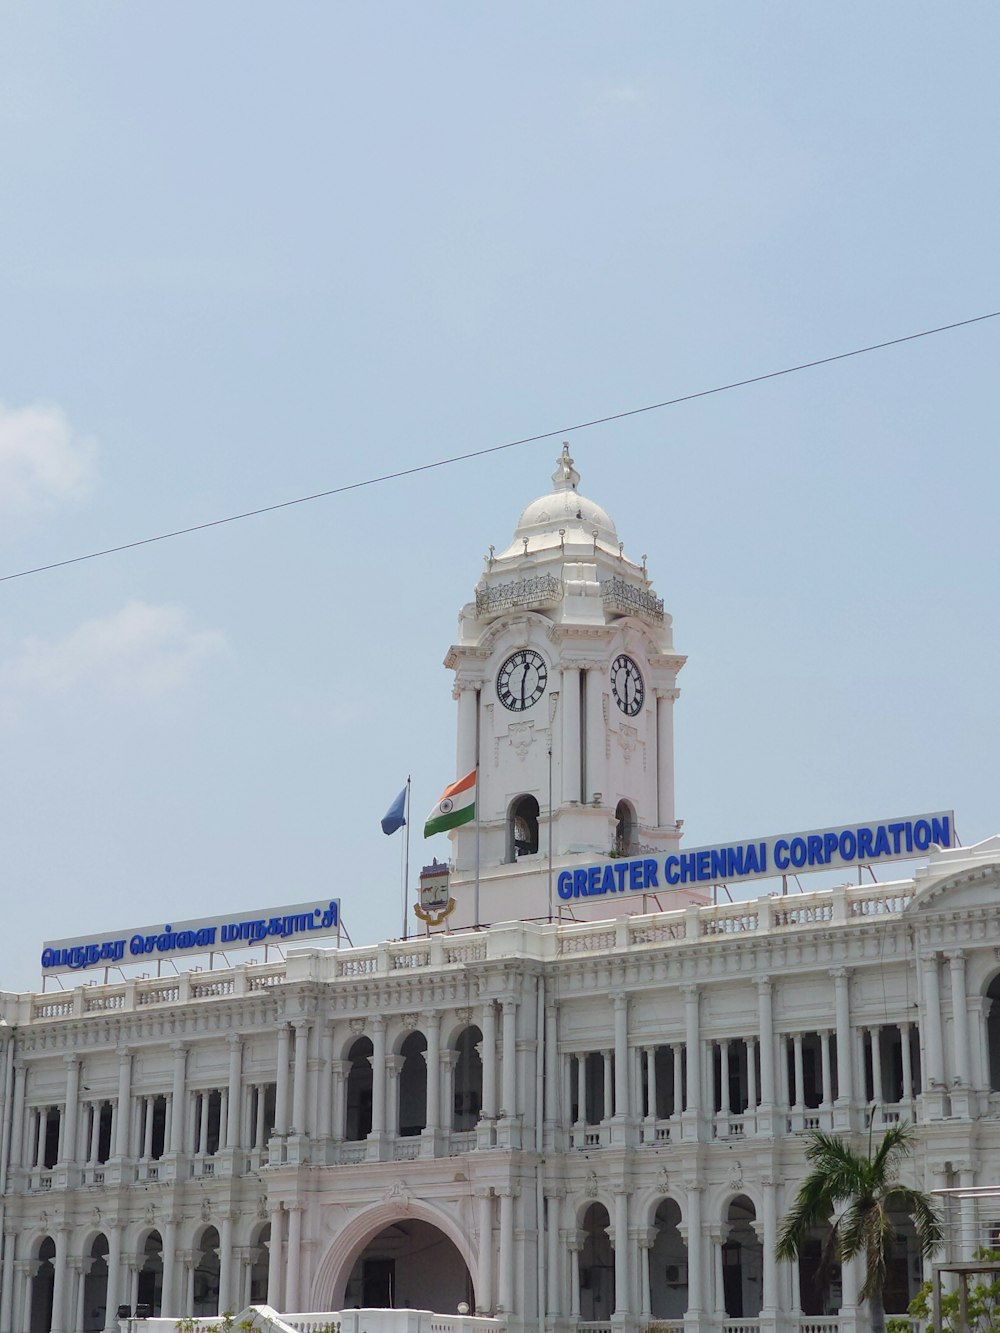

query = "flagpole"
[547,745,554,923]
[402,776,411,941]
[474,763,481,929]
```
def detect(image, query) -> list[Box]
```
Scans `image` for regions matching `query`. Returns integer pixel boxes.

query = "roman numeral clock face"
[497,649,548,712]
[611,654,644,716]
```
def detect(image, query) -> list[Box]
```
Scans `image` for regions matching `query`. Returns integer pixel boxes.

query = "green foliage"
[776,1123,943,1313]
[905,1250,1000,1333]
[174,1320,195,1333]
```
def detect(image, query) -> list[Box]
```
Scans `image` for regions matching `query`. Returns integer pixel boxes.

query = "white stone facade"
[2,452,999,1333]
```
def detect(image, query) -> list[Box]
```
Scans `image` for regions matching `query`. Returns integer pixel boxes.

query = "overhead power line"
[2,308,998,586]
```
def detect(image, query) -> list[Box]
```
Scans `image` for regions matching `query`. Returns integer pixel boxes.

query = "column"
[162,1218,178,1317]
[719,1040,731,1115]
[602,1052,613,1122]
[58,1056,80,1165]
[498,1188,515,1314]
[920,952,945,1089]
[291,1021,310,1135]
[870,1027,884,1105]
[331,1063,349,1141]
[36,1108,48,1168]
[169,1043,187,1153]
[477,1190,493,1314]
[424,1012,441,1131]
[456,684,478,778]
[501,999,517,1117]
[274,1024,291,1136]
[645,1047,658,1120]
[762,1177,778,1313]
[16,1260,33,1333]
[218,1212,234,1313]
[226,1036,243,1149]
[685,1185,703,1312]
[832,968,855,1102]
[638,1233,654,1318]
[198,1092,210,1156]
[545,1192,562,1317]
[561,666,582,804]
[10,1063,26,1175]
[89,1105,101,1164]
[142,1098,154,1160]
[655,689,678,828]
[820,1031,833,1106]
[900,1023,913,1101]
[385,1057,403,1138]
[114,1050,132,1158]
[673,1045,684,1116]
[947,951,971,1086]
[51,1227,69,1333]
[568,1236,582,1320]
[584,665,605,801]
[370,1016,386,1136]
[746,1038,758,1112]
[481,1003,497,1119]
[71,1259,85,1333]
[757,979,775,1106]
[267,1205,284,1311]
[544,1003,559,1133]
[613,992,629,1119]
[711,1227,726,1314]
[683,986,701,1115]
[0,1230,15,1333]
[285,1205,302,1312]
[613,1187,630,1316]
[793,1034,805,1109]
[318,1025,334,1140]
[105,1225,123,1331]
[577,1055,587,1125]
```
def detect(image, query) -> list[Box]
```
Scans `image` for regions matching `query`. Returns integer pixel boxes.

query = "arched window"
[614,801,636,857]
[346,1037,374,1141]
[650,1198,688,1319]
[399,1030,428,1136]
[250,1223,270,1304]
[453,1026,483,1130]
[136,1231,163,1317]
[506,795,539,861]
[31,1236,55,1333]
[580,1203,614,1320]
[723,1196,762,1318]
[987,974,1000,1091]
[83,1235,109,1333]
[193,1226,220,1317]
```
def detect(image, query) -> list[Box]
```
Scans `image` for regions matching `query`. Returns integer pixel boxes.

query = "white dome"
[508,445,618,548]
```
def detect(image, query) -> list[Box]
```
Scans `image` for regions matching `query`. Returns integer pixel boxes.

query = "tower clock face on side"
[611,654,644,716]
[497,649,548,712]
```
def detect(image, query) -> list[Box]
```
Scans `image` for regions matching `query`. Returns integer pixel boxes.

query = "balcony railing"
[476,574,563,618]
[600,575,664,624]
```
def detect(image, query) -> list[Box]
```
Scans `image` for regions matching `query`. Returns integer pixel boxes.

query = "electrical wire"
[2,308,997,585]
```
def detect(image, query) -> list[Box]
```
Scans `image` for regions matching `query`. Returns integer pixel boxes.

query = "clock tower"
[441,446,696,927]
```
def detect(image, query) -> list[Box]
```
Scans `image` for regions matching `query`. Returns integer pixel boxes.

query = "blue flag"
[381,786,407,836]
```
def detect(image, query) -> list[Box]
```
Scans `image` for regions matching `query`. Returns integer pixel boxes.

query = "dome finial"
[552,442,580,493]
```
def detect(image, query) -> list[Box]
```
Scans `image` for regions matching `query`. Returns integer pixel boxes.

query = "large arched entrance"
[315,1205,477,1314]
[344,1220,473,1312]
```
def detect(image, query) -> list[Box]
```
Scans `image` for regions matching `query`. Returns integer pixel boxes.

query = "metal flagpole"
[402,776,411,940]
[474,764,481,928]
[547,745,554,922]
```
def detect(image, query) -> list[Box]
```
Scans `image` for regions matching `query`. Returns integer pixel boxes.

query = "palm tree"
[776,1122,943,1333]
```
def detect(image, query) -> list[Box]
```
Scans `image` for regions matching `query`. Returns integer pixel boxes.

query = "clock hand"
[520,664,527,706]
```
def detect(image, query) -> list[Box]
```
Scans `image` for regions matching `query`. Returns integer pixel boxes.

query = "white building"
[1,449,999,1333]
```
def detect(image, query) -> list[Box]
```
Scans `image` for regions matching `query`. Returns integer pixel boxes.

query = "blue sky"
[1,4,998,992]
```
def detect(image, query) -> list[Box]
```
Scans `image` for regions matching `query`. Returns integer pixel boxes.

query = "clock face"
[497,649,548,712]
[611,654,644,716]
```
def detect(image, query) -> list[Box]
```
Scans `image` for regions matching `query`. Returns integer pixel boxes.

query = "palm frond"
[885,1187,944,1259]
[870,1121,915,1178]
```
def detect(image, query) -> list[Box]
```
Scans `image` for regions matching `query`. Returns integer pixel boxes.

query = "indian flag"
[424,769,477,838]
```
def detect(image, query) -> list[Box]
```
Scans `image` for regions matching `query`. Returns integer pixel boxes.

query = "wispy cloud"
[0,401,96,516]
[0,601,227,701]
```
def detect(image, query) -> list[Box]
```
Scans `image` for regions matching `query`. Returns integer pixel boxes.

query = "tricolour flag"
[424,769,476,838]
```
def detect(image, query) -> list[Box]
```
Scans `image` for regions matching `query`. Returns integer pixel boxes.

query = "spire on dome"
[552,443,580,493]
